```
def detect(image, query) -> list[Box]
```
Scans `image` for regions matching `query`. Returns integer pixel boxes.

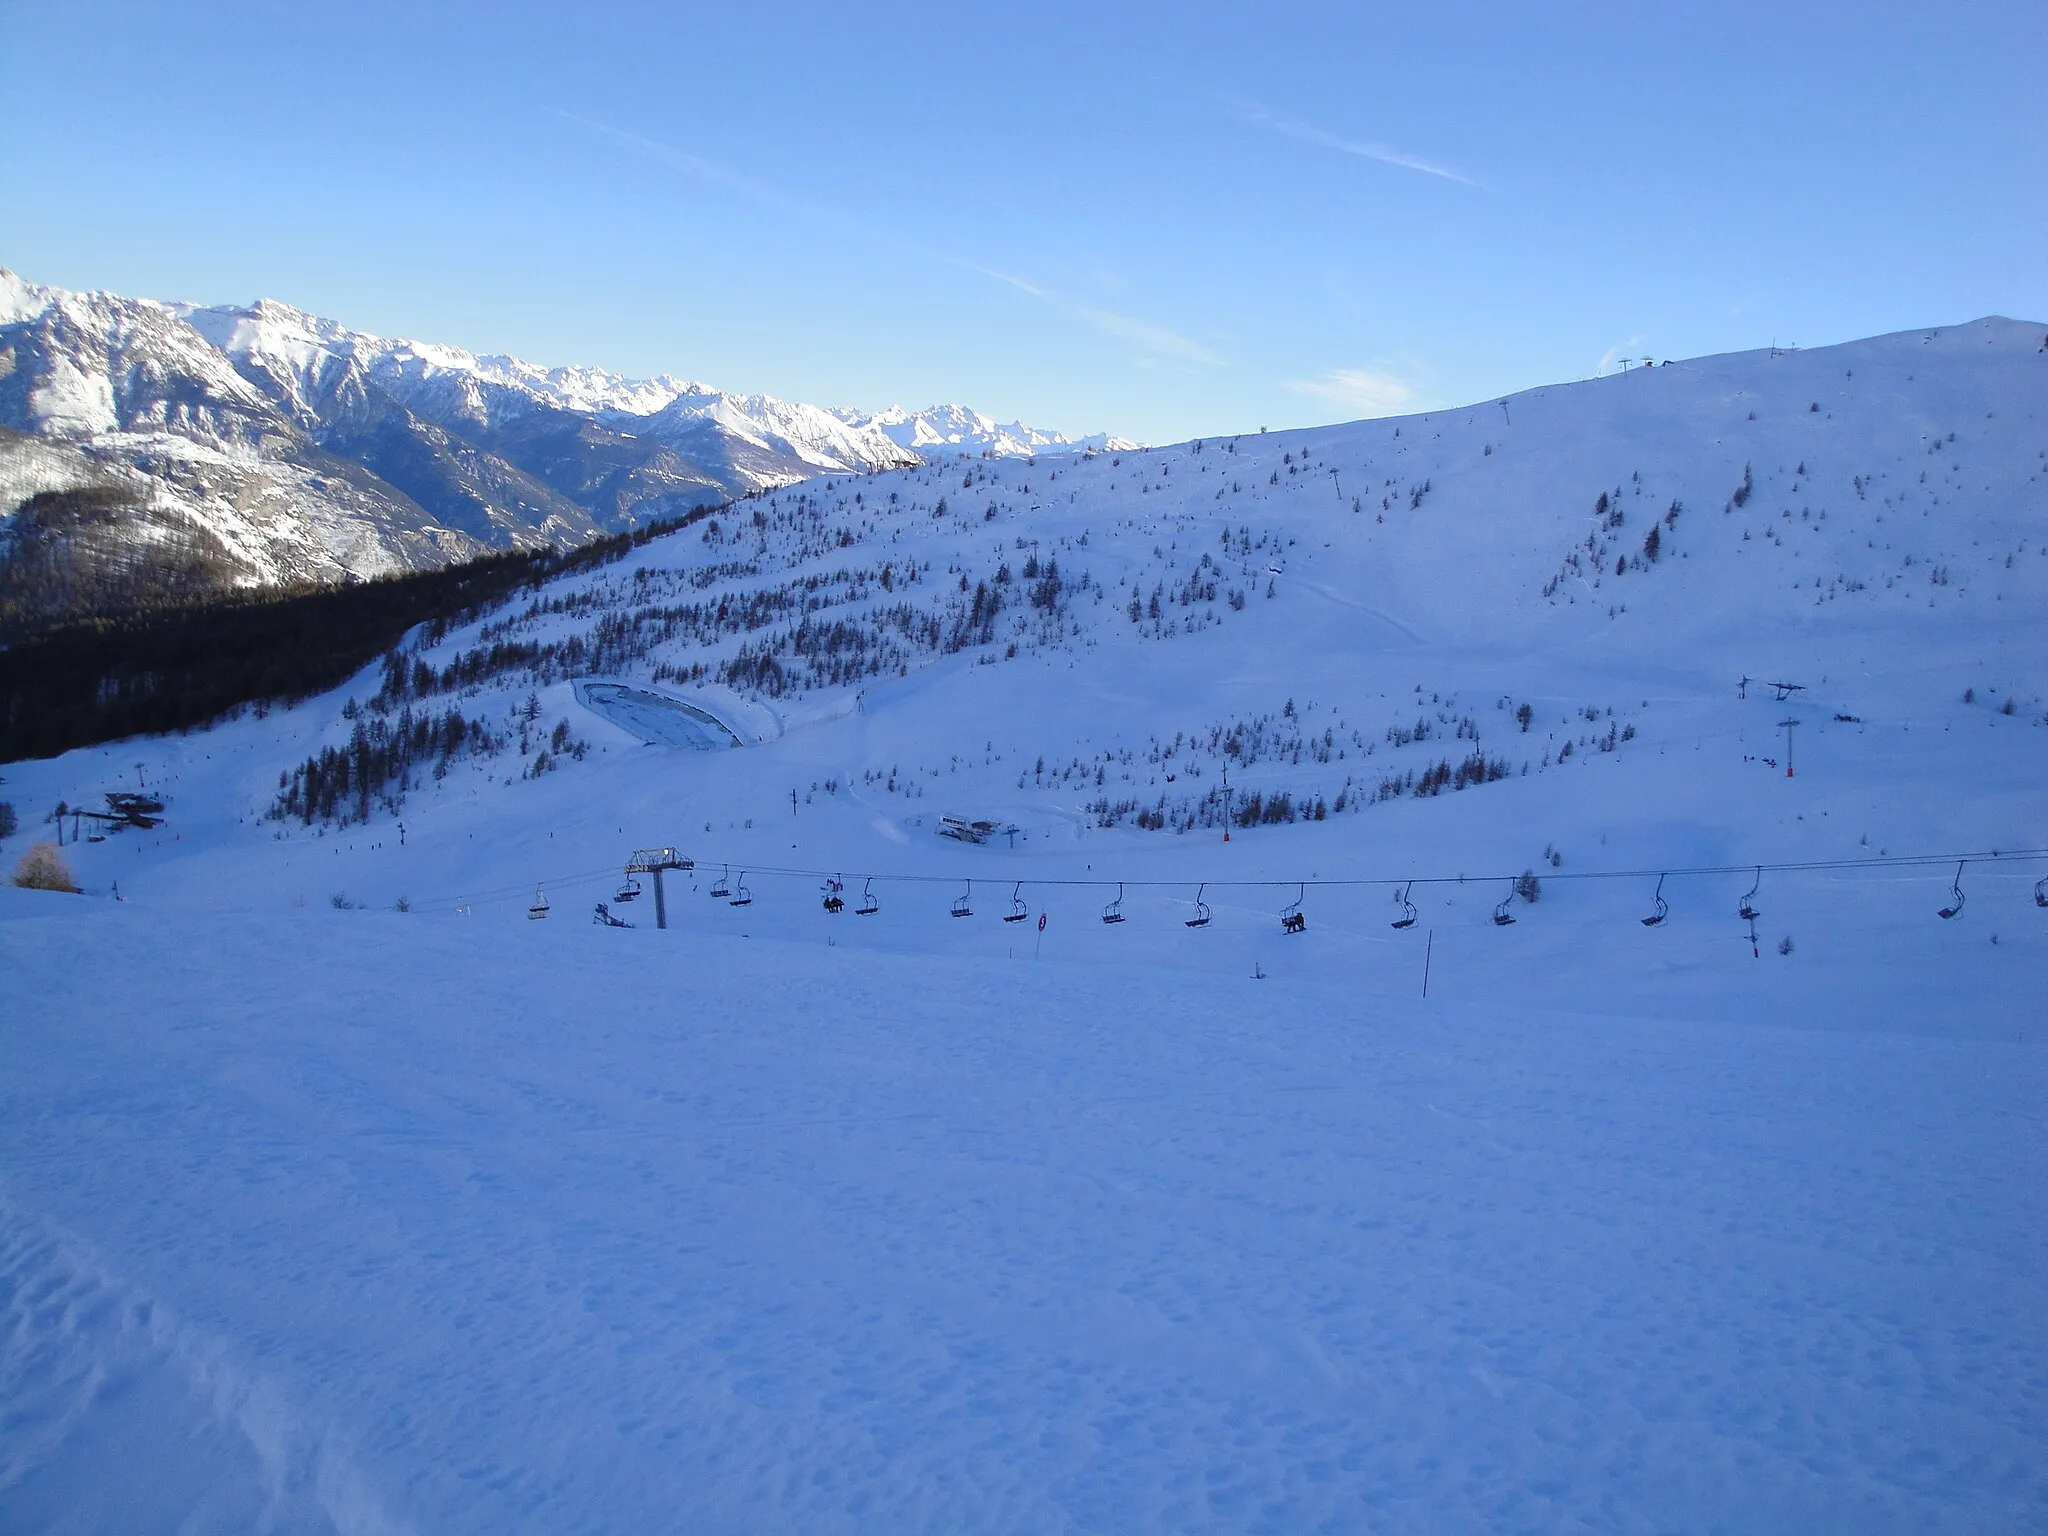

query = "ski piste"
[4,315,2043,1533]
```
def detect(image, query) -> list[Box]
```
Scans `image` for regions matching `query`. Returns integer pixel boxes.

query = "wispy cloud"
[555,111,1220,368]
[1595,336,1647,376]
[1284,367,1420,418]
[1071,304,1222,366]
[1234,104,1477,187]
[963,266,1218,364]
[553,110,822,221]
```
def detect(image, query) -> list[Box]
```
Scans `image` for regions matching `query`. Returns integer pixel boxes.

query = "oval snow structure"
[574,681,744,749]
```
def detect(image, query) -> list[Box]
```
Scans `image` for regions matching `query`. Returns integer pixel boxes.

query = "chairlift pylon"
[1102,882,1127,924]
[1003,881,1030,922]
[1738,866,1761,922]
[1185,882,1212,928]
[951,880,973,919]
[709,864,731,899]
[729,872,753,907]
[1390,881,1417,930]
[1641,873,1669,927]
[1937,860,1965,920]
[1281,883,1307,934]
[527,885,550,920]
[856,877,879,916]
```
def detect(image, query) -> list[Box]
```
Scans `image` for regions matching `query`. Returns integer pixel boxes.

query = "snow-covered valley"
[2,316,2044,1532]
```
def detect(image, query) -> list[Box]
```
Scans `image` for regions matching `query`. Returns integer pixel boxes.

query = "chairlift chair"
[527,885,550,920]
[1738,866,1761,922]
[1003,881,1030,922]
[1390,881,1418,929]
[1281,884,1307,934]
[709,865,731,899]
[1641,873,1669,927]
[950,881,973,918]
[1937,860,1965,920]
[2034,875,2048,909]
[615,873,642,903]
[855,878,879,916]
[1185,882,1212,928]
[729,873,753,907]
[822,875,845,914]
[1492,880,1518,926]
[1102,883,1127,924]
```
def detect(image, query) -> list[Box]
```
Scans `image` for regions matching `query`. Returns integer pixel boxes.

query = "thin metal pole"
[1422,929,1434,998]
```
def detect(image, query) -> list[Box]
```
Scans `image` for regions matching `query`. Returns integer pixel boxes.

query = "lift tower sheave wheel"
[625,847,694,930]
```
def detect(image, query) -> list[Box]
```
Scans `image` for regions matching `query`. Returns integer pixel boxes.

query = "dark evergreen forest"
[0,507,713,763]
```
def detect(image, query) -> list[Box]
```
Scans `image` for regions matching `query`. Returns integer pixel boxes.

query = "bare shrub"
[12,842,80,893]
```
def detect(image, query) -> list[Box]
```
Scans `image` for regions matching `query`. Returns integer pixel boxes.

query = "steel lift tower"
[624,848,694,929]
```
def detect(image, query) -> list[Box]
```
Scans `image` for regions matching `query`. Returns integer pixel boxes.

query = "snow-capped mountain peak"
[837,401,1142,459]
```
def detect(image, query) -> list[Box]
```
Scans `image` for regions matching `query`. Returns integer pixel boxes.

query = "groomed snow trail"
[2,893,2041,1533]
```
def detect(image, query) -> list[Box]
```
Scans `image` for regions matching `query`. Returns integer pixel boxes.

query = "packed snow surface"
[3,315,2044,1531]
[2,897,2042,1534]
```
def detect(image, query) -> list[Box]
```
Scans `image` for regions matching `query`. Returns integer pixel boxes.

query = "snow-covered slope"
[3,316,2043,1533]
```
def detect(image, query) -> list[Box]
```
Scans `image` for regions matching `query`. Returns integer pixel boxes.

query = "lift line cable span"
[418,846,2048,913]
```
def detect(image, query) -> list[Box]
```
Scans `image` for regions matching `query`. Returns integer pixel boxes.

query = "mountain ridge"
[0,270,1132,637]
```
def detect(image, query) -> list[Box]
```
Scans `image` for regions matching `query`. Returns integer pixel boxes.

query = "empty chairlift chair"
[1641,874,1669,927]
[1004,882,1031,923]
[1390,881,1417,930]
[1102,883,1127,924]
[1281,884,1307,934]
[951,881,973,919]
[729,873,753,908]
[2035,875,2048,909]
[856,878,879,916]
[709,865,731,899]
[1937,861,1966,920]
[527,885,550,920]
[615,874,641,903]
[1185,883,1212,928]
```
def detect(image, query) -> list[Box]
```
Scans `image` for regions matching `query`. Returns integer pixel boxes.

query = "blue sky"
[5,1,2042,443]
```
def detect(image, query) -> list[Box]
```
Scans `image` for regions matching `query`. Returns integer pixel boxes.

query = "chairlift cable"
[417,847,2048,912]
